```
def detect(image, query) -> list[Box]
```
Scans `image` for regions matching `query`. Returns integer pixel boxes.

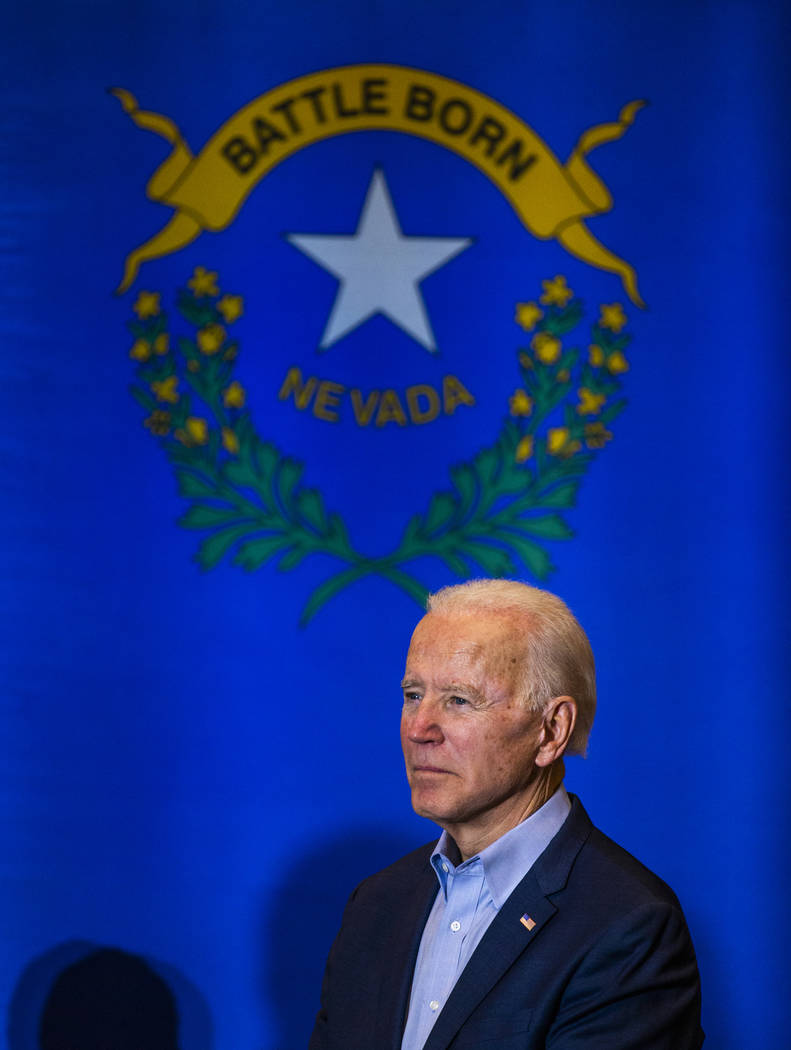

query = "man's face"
[400,611,546,846]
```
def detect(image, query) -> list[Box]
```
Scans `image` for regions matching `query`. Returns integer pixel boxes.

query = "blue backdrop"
[2,2,789,1047]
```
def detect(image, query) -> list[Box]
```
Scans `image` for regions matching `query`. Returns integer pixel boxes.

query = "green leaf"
[277,458,304,510]
[536,480,579,508]
[501,531,555,579]
[297,488,327,532]
[437,551,471,576]
[461,540,516,576]
[234,534,292,571]
[236,414,254,442]
[177,292,216,328]
[557,348,578,372]
[327,512,353,552]
[177,470,219,500]
[130,385,156,412]
[177,336,197,357]
[150,314,168,337]
[222,459,258,489]
[518,514,574,540]
[400,514,422,548]
[423,491,457,534]
[278,546,309,571]
[449,463,477,514]
[195,524,253,569]
[256,442,279,478]
[550,453,591,479]
[378,566,429,609]
[184,370,211,404]
[553,302,584,333]
[501,419,521,446]
[179,504,241,529]
[598,399,627,425]
[299,564,371,626]
[473,446,498,487]
[495,458,530,496]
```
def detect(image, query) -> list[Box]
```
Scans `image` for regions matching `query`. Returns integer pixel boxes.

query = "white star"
[286,170,471,352]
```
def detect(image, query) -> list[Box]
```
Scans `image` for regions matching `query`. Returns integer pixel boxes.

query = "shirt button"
[429,1000,440,1011]
[442,863,449,873]
[450,920,461,932]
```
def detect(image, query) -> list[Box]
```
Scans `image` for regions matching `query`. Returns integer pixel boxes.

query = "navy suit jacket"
[309,797,703,1049]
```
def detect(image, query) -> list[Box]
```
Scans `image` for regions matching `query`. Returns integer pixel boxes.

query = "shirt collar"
[430,785,571,909]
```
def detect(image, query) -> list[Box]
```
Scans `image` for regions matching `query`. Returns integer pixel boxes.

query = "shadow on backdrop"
[263,826,422,1050]
[7,940,214,1050]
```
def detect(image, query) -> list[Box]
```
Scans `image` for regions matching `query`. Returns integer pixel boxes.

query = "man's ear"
[535,696,577,767]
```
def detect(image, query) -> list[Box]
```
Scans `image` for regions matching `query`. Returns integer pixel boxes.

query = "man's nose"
[405,698,443,742]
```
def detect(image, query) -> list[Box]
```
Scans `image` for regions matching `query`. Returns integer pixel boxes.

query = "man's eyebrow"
[447,683,485,703]
[400,677,486,702]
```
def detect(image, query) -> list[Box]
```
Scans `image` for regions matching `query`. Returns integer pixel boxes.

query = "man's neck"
[447,762,565,861]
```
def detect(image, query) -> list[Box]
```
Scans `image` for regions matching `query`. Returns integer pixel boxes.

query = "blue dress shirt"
[400,787,571,1050]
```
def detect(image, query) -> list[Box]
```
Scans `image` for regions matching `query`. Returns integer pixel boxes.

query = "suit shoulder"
[548,798,684,912]
[352,841,435,901]
[574,823,684,911]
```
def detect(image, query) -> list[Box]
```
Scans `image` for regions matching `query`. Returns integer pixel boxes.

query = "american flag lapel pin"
[520,914,536,931]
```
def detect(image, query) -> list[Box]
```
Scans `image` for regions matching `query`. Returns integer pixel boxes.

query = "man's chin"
[409,789,458,825]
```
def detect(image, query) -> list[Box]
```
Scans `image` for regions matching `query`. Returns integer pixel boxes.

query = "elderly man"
[310,580,703,1049]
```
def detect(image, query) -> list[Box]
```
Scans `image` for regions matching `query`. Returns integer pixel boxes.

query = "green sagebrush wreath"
[127,268,632,624]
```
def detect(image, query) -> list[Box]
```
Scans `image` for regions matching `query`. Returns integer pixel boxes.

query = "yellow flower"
[588,344,605,367]
[547,427,581,456]
[129,338,151,361]
[176,416,209,445]
[217,294,244,323]
[222,427,239,454]
[143,410,171,435]
[151,376,179,403]
[187,359,200,373]
[223,381,246,409]
[547,427,569,455]
[585,422,613,449]
[153,333,169,356]
[186,416,208,444]
[515,301,543,331]
[197,323,226,355]
[133,291,160,319]
[188,266,219,297]
[576,387,606,416]
[599,302,627,333]
[532,331,562,364]
[607,350,629,374]
[518,352,533,370]
[557,369,570,383]
[515,435,534,462]
[509,389,533,416]
[539,275,573,307]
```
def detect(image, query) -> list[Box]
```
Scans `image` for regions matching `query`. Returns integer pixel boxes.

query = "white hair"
[426,579,596,756]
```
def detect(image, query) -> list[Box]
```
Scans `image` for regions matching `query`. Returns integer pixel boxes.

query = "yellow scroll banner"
[113,64,645,304]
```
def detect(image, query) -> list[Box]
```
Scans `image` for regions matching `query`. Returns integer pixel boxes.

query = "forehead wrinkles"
[404,641,484,683]
[407,615,524,696]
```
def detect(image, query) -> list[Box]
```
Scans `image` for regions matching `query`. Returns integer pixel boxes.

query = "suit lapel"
[373,852,439,1050]
[421,797,593,1050]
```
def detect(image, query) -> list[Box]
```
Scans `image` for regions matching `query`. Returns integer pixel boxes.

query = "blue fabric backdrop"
[2,2,789,1047]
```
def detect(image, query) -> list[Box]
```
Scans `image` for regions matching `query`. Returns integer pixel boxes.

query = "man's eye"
[403,691,421,702]
[450,695,469,706]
